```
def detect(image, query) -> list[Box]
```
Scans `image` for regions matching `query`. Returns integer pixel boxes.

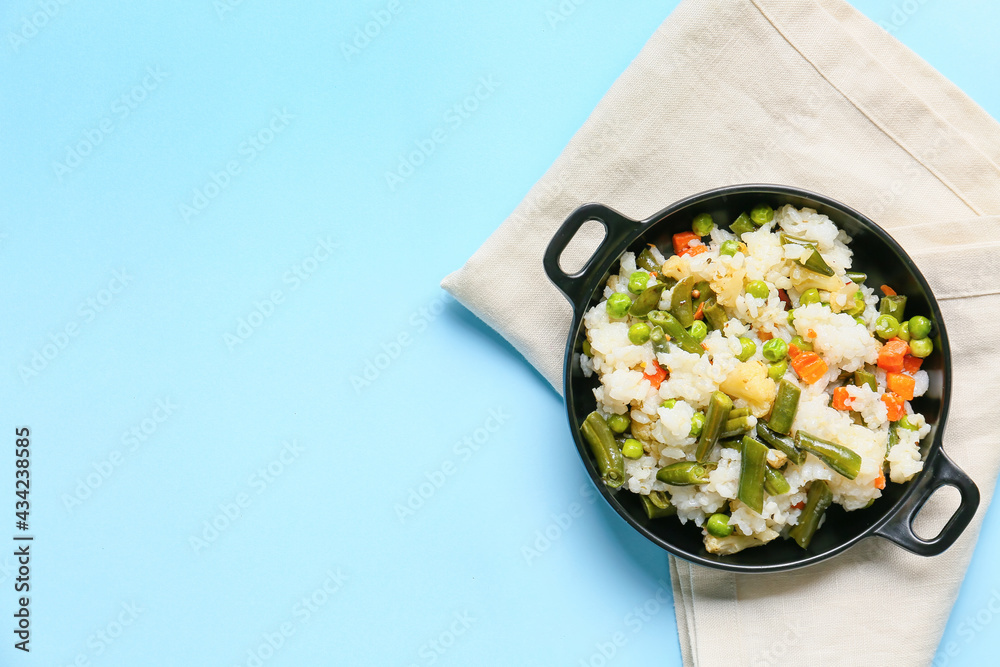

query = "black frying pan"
[543,184,979,572]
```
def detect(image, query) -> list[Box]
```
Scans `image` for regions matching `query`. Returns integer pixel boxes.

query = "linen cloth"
[441,1,1000,664]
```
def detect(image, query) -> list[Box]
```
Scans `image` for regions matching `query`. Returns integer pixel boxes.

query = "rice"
[580,205,934,554]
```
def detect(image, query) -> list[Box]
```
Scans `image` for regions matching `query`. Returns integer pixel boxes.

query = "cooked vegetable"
[607,414,630,434]
[898,414,919,431]
[909,337,933,358]
[736,337,756,361]
[621,438,644,459]
[641,492,677,519]
[789,347,828,384]
[628,271,651,294]
[877,338,910,372]
[729,212,755,238]
[832,386,851,411]
[629,282,668,317]
[643,358,667,389]
[649,325,670,353]
[764,466,791,496]
[719,239,740,256]
[746,280,769,300]
[750,203,774,225]
[799,288,821,305]
[794,431,862,479]
[720,415,755,440]
[647,310,705,355]
[656,461,713,486]
[902,355,923,374]
[897,321,911,341]
[755,423,805,465]
[636,247,660,271]
[789,335,813,352]
[768,379,800,434]
[875,314,900,340]
[628,322,651,345]
[660,399,677,409]
[729,407,751,420]
[670,276,697,327]
[702,298,728,331]
[762,338,788,362]
[767,360,788,381]
[908,315,931,339]
[580,412,625,488]
[789,480,833,549]
[720,361,776,416]
[846,271,867,284]
[689,411,706,438]
[879,294,907,322]
[881,392,906,421]
[695,391,733,461]
[606,293,632,318]
[738,436,769,513]
[886,372,915,401]
[692,213,715,237]
[672,232,702,256]
[854,369,877,392]
[582,339,592,357]
[689,320,708,342]
[706,513,733,538]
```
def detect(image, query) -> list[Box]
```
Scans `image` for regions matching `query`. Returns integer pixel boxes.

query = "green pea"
[706,513,733,538]
[690,412,705,438]
[746,280,769,300]
[875,314,900,340]
[628,271,651,295]
[692,213,715,237]
[799,288,821,306]
[909,337,933,358]
[606,293,632,318]
[789,335,813,352]
[787,310,795,325]
[581,340,592,357]
[908,316,932,340]
[719,240,740,257]
[897,321,911,342]
[762,338,788,362]
[622,438,644,459]
[628,322,651,345]
[660,399,677,409]
[736,337,756,361]
[768,360,789,381]
[898,415,919,431]
[750,204,774,226]
[689,320,708,342]
[608,414,631,434]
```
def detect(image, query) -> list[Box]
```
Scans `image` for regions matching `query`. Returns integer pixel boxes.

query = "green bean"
[692,281,714,309]
[764,466,791,496]
[755,423,805,465]
[908,315,932,339]
[702,297,728,331]
[738,436,768,513]
[846,271,867,284]
[695,391,733,462]
[854,369,877,392]
[729,407,751,420]
[750,204,774,226]
[730,212,755,238]
[607,414,630,434]
[909,337,933,358]
[706,513,733,538]
[670,276,697,327]
[628,282,667,317]
[636,247,660,272]
[879,295,907,322]
[647,311,704,355]
[641,492,677,520]
[720,415,755,440]
[656,461,713,486]
[649,325,670,353]
[794,431,862,480]
[580,412,625,488]
[789,480,833,549]
[800,249,835,276]
[768,379,800,435]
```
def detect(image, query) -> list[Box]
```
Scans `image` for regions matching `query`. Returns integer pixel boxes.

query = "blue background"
[1,1,997,665]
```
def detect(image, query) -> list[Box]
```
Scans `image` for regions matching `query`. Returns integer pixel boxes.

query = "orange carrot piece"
[679,244,707,258]
[788,343,801,358]
[758,330,773,341]
[644,359,667,389]
[886,372,915,401]
[673,231,701,255]
[902,355,923,375]
[874,467,886,490]
[791,351,828,384]
[693,302,704,321]
[791,500,806,510]
[807,329,817,339]
[881,392,905,421]
[877,338,910,373]
[880,284,897,296]
[832,386,851,411]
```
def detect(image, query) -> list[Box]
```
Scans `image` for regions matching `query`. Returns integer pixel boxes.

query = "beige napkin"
[441,0,1000,664]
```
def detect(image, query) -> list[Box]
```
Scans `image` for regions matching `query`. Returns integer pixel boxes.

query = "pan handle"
[874,448,979,556]
[543,203,644,310]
